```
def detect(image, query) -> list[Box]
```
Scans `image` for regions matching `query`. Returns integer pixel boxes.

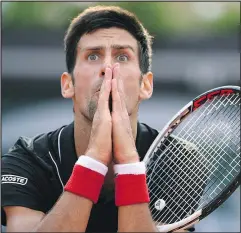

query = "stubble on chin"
[88,99,98,121]
[88,94,112,120]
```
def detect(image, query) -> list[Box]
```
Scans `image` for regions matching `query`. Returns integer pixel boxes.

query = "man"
[2,6,195,232]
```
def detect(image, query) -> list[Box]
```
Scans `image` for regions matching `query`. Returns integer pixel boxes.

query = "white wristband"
[76,155,108,176]
[113,161,146,175]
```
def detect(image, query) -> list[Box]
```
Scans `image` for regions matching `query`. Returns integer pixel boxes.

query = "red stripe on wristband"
[64,165,105,203]
[115,174,150,206]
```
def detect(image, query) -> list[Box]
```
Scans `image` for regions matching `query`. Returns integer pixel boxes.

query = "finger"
[113,65,127,114]
[111,78,122,113]
[98,67,112,110]
[112,63,120,81]
[112,62,120,72]
[118,78,127,111]
[112,64,123,110]
[104,66,113,82]
[112,64,122,113]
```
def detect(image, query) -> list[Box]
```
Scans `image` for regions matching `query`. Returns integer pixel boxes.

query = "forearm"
[114,160,156,232]
[34,155,107,232]
[118,203,157,232]
[33,191,93,232]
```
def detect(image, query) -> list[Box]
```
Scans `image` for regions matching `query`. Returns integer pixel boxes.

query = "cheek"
[73,59,101,88]
[73,66,96,102]
[122,76,140,114]
[75,72,90,93]
[121,68,141,96]
[124,80,140,96]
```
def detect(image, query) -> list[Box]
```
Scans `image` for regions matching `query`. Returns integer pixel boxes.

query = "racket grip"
[64,156,108,203]
[114,162,150,206]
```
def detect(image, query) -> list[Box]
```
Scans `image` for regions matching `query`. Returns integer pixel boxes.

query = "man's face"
[69,27,148,120]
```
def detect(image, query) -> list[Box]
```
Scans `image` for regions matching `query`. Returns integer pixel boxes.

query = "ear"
[61,72,74,98]
[139,71,153,100]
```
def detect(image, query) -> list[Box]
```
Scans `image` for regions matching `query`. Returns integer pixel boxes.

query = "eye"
[117,54,129,62]
[88,54,99,61]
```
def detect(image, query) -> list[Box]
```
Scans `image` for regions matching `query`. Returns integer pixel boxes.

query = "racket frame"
[143,85,240,231]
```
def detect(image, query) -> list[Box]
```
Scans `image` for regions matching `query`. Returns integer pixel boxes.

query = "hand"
[111,64,139,164]
[85,67,113,166]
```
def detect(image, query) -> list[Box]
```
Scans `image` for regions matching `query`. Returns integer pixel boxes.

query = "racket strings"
[148,110,239,205]
[175,93,239,140]
[149,153,207,223]
[149,130,232,224]
[151,124,239,222]
[158,99,239,210]
[148,144,209,207]
[149,150,204,206]
[151,121,239,223]
[174,94,239,144]
[194,121,238,173]
[147,124,236,213]
[146,93,240,225]
[166,94,240,174]
[148,143,213,223]
[150,179,193,223]
[165,95,238,190]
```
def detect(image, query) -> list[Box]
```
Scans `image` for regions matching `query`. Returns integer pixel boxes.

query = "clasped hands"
[84,63,193,233]
[86,63,139,166]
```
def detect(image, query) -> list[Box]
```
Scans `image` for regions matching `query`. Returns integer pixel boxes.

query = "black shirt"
[1,121,195,232]
[1,122,156,230]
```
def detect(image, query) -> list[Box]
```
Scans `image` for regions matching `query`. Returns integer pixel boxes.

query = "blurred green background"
[2,1,240,35]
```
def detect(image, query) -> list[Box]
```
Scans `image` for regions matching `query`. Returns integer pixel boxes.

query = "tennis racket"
[143,85,240,232]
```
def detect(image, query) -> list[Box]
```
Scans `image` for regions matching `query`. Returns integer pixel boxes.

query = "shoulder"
[7,134,48,157]
[138,122,159,138]
[1,125,67,217]
[136,122,159,160]
[2,125,67,175]
[5,125,64,158]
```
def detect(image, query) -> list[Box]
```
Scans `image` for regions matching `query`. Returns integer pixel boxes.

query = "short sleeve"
[1,138,54,225]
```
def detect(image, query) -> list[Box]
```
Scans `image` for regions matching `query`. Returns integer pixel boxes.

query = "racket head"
[144,86,240,231]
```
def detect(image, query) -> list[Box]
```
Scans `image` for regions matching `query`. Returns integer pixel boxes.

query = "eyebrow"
[79,44,135,52]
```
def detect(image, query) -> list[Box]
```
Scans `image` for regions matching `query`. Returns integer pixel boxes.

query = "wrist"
[114,161,150,206]
[85,149,109,166]
[76,155,108,175]
[64,155,108,203]
[114,151,140,164]
[114,161,146,175]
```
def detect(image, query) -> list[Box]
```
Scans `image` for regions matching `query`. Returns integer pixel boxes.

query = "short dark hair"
[64,5,153,76]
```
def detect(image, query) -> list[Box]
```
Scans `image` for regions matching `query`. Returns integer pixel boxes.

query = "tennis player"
[2,6,195,232]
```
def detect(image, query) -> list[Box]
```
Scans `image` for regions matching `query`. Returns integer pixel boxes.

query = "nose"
[99,69,105,78]
[99,63,120,78]
[99,55,114,78]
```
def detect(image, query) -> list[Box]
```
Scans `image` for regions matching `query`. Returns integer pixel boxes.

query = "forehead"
[78,27,139,51]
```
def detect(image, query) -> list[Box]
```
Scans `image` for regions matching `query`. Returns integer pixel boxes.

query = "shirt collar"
[58,121,77,185]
